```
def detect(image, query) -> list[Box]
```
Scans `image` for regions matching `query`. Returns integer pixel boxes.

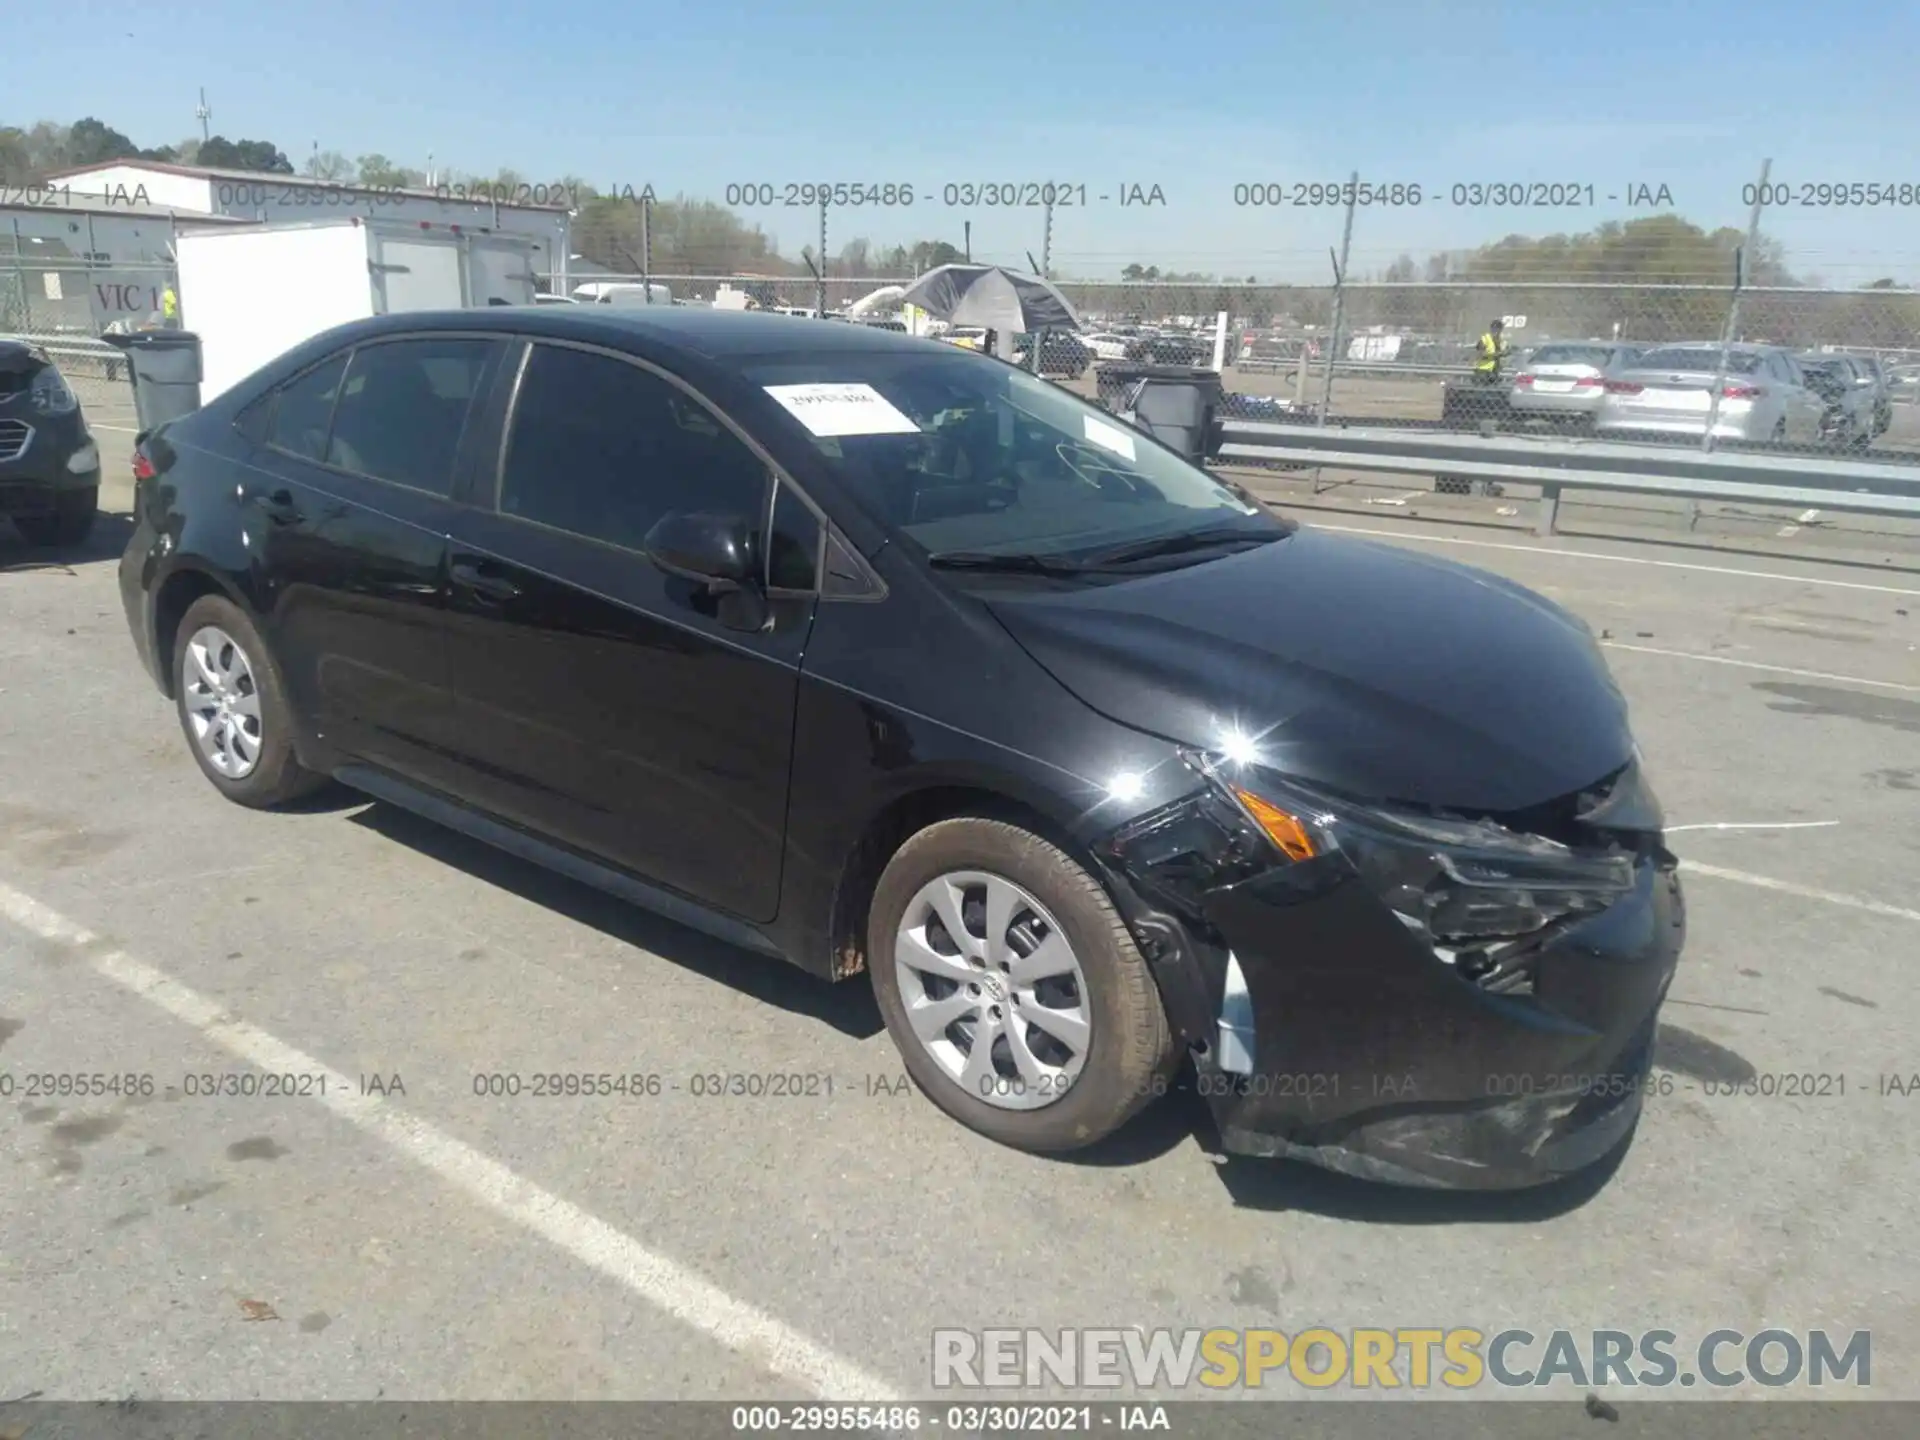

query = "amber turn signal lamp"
[1233,788,1319,862]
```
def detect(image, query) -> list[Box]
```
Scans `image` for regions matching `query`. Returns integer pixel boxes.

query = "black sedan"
[1010,331,1093,378]
[119,308,1684,1189]
[1,340,102,546]
[1127,332,1212,365]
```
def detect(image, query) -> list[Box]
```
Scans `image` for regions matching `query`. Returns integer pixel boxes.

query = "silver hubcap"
[183,626,264,779]
[894,871,1092,1111]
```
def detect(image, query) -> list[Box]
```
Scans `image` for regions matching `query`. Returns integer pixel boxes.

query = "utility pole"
[1041,196,1054,278]
[640,191,653,302]
[195,88,211,144]
[817,196,828,317]
[1702,157,1772,455]
[1318,170,1360,425]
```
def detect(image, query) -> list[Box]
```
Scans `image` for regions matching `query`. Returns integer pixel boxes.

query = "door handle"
[450,559,521,602]
[252,487,302,524]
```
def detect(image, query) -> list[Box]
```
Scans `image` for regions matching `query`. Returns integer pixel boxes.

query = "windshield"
[745,348,1281,563]
[1631,347,1765,375]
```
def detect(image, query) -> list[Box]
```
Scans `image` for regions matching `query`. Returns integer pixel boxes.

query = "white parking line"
[1598,641,1920,693]
[1667,821,1840,833]
[0,878,903,1405]
[1312,523,1920,598]
[1778,508,1820,539]
[1678,861,1920,924]
[88,422,141,433]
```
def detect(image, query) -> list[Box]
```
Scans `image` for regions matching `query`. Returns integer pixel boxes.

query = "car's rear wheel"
[172,595,328,808]
[867,817,1174,1152]
[14,486,97,548]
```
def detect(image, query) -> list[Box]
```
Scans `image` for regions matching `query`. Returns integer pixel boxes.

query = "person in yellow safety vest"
[1472,317,1507,383]
[162,285,180,327]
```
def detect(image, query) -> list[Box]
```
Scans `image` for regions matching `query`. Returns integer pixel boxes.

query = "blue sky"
[24,0,1920,282]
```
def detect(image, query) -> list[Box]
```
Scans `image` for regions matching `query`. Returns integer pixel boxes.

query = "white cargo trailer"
[175,217,540,402]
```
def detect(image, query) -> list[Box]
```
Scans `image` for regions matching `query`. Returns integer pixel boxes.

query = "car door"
[243,334,508,792]
[436,339,822,923]
[1775,354,1826,441]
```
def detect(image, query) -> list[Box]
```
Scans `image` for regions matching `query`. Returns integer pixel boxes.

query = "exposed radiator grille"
[0,419,32,463]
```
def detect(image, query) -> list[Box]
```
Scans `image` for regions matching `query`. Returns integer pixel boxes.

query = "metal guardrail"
[1216,419,1920,536]
[1236,358,1465,379]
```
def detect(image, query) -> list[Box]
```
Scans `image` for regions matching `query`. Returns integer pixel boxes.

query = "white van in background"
[572,280,673,307]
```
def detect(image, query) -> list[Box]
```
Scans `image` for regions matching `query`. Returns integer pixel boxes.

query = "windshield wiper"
[1080,525,1282,569]
[926,550,1093,576]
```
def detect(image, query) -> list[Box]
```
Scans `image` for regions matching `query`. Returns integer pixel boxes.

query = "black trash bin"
[1437,377,1511,495]
[103,330,204,433]
[1440,377,1510,431]
[1095,360,1218,409]
[1094,363,1225,464]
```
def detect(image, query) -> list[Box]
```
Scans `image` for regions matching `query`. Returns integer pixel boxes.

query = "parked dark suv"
[1,340,102,546]
[119,308,1684,1189]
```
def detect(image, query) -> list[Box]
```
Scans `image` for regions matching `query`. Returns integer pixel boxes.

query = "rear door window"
[266,353,348,461]
[325,338,499,496]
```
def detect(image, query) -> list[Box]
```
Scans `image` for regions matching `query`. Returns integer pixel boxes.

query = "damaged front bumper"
[1100,757,1686,1190]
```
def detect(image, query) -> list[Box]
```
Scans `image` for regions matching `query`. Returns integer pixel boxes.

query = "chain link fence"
[2,245,178,383]
[590,273,1920,461]
[10,249,1919,463]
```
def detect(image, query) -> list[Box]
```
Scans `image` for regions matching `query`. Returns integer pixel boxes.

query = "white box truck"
[175,216,541,402]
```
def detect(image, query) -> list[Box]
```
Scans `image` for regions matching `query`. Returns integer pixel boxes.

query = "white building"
[45,160,573,292]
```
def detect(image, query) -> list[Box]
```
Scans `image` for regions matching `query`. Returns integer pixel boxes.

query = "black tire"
[14,486,97,548]
[867,817,1175,1152]
[171,594,328,808]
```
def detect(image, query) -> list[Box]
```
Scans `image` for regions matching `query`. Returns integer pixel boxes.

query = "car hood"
[985,527,1635,812]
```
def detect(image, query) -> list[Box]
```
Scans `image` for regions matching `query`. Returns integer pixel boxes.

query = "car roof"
[341,305,939,363]
[1629,342,1778,357]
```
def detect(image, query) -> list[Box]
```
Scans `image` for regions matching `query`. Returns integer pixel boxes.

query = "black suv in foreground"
[119,308,1684,1189]
[1,340,101,546]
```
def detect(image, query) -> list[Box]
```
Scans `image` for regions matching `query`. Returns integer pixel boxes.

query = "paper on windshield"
[1083,414,1137,461]
[763,383,921,437]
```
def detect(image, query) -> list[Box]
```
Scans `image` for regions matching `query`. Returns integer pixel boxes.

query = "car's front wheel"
[867,817,1174,1152]
[172,595,329,808]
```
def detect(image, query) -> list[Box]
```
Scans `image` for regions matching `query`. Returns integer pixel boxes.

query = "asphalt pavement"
[1,406,1917,1413]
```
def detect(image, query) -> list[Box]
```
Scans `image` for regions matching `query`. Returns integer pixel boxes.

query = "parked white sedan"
[1593,344,1829,445]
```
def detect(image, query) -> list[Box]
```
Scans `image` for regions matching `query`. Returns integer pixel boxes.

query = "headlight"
[29,366,77,416]
[1200,757,1635,949]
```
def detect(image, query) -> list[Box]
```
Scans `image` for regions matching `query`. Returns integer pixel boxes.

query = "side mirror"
[643,510,757,593]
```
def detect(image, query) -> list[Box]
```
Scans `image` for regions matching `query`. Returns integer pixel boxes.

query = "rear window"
[1632,348,1764,375]
[1528,346,1614,366]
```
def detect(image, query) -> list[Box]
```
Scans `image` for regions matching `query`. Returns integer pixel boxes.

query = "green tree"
[65,116,141,166]
[355,154,425,188]
[303,150,356,182]
[0,127,30,181]
[198,136,293,173]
